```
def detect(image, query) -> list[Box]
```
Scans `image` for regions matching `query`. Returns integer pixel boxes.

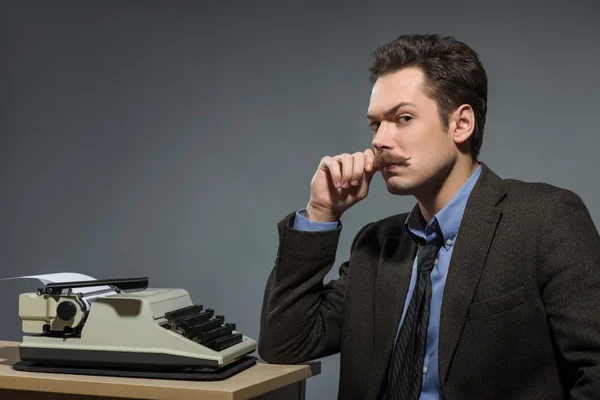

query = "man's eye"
[397,115,412,123]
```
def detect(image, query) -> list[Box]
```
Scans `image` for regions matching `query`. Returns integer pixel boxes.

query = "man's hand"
[306,149,378,222]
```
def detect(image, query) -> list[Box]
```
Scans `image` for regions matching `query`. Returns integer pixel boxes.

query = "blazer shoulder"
[498,178,593,225]
[502,178,584,204]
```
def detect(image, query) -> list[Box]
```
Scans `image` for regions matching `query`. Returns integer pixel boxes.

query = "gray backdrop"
[1,1,599,399]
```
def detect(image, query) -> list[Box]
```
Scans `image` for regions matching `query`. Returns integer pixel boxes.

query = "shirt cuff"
[293,209,339,231]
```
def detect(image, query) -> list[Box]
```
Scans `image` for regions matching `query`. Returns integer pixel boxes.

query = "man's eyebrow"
[366,101,416,120]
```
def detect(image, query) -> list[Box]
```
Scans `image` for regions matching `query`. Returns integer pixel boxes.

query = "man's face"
[367,67,457,196]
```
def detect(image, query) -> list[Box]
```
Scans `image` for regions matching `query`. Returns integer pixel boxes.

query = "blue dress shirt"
[292,164,482,398]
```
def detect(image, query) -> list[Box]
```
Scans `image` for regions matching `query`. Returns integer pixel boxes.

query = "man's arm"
[258,210,370,364]
[538,189,600,398]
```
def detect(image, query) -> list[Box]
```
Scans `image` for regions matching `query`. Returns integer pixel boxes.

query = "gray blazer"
[258,162,600,399]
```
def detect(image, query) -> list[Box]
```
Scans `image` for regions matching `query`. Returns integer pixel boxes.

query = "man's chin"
[384,180,416,196]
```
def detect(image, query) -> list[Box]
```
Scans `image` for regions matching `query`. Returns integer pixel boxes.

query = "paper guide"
[0,272,118,308]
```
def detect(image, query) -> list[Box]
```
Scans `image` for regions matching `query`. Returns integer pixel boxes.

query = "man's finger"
[341,153,353,188]
[351,152,364,186]
[320,156,342,188]
[364,149,376,172]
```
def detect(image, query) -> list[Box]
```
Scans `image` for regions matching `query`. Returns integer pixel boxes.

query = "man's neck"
[417,159,479,222]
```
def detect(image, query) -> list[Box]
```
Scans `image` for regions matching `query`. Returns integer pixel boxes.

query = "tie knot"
[416,244,440,273]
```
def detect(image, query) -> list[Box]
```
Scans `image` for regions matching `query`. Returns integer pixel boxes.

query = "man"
[258,34,600,399]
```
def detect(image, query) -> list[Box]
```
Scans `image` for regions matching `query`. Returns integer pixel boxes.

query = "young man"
[258,34,600,399]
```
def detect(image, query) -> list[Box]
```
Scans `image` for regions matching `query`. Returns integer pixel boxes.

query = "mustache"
[372,152,411,170]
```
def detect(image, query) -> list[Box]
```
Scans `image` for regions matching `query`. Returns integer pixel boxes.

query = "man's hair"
[369,34,487,158]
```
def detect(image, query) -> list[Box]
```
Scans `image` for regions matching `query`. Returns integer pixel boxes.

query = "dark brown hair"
[369,34,487,158]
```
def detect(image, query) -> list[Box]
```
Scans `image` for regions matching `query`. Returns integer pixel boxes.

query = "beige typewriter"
[13,277,257,379]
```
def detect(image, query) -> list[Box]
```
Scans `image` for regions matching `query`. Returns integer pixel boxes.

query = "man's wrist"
[306,203,339,223]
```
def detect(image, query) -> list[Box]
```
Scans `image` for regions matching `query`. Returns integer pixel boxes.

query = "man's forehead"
[368,67,425,114]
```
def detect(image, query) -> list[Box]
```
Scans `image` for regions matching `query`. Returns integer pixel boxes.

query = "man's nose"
[372,121,395,151]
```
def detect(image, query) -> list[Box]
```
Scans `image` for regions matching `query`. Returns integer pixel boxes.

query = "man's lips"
[381,163,404,171]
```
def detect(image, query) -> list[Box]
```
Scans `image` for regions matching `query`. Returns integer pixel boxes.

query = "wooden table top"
[0,340,320,400]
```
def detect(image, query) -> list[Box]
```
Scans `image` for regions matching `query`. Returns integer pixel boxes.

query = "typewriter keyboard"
[163,305,243,351]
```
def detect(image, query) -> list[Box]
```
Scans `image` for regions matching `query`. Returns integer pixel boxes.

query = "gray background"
[1,1,599,398]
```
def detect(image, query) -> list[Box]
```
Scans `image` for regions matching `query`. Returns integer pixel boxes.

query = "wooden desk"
[0,341,320,400]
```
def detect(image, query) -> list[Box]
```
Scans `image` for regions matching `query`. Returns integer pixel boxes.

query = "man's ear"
[450,104,475,144]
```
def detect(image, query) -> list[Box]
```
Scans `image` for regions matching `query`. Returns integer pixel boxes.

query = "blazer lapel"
[438,163,506,385]
[366,234,417,398]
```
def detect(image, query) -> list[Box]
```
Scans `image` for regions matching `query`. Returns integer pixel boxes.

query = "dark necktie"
[386,242,442,400]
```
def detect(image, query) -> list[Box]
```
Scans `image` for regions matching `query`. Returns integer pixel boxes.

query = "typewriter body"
[16,277,257,374]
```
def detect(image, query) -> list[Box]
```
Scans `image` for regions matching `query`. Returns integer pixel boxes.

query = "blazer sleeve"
[258,211,371,364]
[537,188,600,398]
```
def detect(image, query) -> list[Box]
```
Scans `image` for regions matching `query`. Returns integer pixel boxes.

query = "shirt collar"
[403,164,482,249]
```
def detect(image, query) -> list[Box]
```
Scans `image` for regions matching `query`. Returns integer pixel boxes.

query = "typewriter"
[12,277,258,380]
